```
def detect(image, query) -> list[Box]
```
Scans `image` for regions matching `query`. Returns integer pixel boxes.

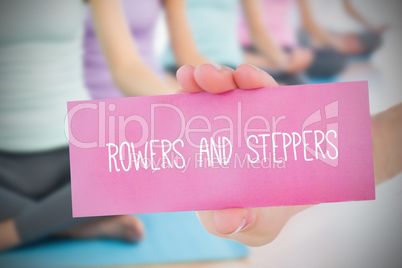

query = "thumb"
[197,205,310,247]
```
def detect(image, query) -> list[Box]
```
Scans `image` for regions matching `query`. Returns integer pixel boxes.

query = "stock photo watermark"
[66,100,339,173]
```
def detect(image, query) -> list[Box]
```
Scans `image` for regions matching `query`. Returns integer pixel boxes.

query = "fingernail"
[229,218,248,235]
[211,63,222,71]
[248,64,262,72]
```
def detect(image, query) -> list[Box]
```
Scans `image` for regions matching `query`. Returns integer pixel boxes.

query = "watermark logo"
[66,99,339,172]
[302,101,339,167]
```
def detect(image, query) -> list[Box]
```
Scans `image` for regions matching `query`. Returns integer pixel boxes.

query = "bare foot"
[0,219,20,252]
[371,103,402,185]
[56,215,144,242]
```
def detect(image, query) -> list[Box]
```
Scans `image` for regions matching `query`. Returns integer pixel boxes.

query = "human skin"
[177,63,310,247]
[177,63,401,247]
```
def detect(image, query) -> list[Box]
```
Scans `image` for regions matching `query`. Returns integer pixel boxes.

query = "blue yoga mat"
[0,212,248,268]
[308,76,338,85]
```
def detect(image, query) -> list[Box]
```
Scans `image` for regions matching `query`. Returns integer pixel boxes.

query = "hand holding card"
[179,64,303,247]
[178,64,319,247]
[68,64,374,247]
[178,64,372,247]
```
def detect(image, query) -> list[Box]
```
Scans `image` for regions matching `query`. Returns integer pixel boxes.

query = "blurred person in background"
[239,0,386,82]
[303,0,386,56]
[163,0,243,76]
[162,0,312,85]
[239,0,345,82]
[0,0,184,252]
[84,0,209,99]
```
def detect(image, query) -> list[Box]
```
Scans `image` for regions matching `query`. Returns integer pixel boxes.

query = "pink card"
[68,81,374,217]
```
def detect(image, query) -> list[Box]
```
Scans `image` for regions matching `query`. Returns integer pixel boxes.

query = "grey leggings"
[0,147,91,245]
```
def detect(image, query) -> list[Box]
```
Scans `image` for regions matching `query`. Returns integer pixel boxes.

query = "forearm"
[164,0,210,67]
[252,32,289,70]
[371,103,402,185]
[343,0,373,30]
[242,0,288,69]
[174,48,209,68]
[88,0,174,96]
[303,21,335,46]
[112,63,175,97]
[299,0,335,46]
